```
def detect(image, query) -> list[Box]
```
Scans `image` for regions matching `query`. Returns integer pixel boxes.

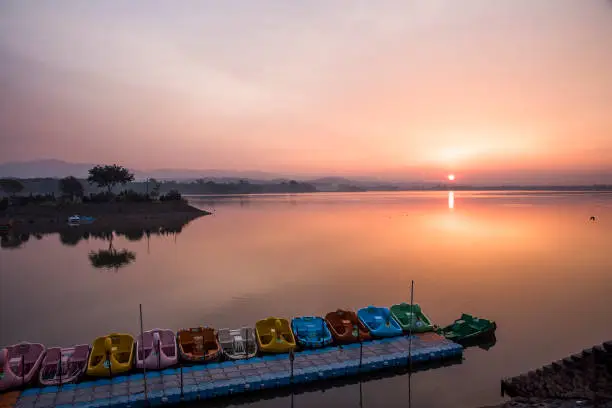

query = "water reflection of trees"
[87,233,136,271]
[1,222,186,250]
[1,233,29,249]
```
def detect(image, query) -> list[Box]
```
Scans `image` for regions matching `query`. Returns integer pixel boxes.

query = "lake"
[1,191,611,407]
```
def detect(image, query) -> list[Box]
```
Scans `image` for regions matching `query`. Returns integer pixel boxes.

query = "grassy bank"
[0,200,210,235]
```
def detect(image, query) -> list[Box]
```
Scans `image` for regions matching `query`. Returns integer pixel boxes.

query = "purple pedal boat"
[136,329,178,370]
[39,345,90,386]
[0,342,46,391]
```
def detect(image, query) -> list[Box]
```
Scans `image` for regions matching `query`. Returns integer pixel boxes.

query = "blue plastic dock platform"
[14,334,462,408]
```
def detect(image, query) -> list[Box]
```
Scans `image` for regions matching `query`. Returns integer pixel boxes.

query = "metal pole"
[180,363,184,399]
[289,349,295,384]
[408,280,414,370]
[321,317,324,345]
[359,326,363,372]
[107,350,113,378]
[245,329,249,359]
[139,304,148,402]
[359,379,363,408]
[58,353,62,387]
[157,337,161,370]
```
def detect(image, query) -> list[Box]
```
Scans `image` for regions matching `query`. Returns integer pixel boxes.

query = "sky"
[1,0,611,183]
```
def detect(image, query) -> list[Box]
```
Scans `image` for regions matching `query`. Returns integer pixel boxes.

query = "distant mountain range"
[0,159,281,181]
[1,159,611,190]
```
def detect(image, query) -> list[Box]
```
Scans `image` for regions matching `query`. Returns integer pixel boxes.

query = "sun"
[447,174,456,181]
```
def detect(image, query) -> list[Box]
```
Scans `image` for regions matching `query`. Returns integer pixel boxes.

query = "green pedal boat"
[389,303,434,333]
[437,313,496,343]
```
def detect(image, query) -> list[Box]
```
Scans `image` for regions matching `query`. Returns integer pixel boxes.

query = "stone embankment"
[495,340,612,407]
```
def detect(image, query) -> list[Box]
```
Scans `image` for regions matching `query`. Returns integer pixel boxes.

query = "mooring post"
[180,363,184,399]
[245,328,249,360]
[289,349,295,384]
[359,379,363,408]
[359,330,363,372]
[139,304,148,404]
[107,350,113,378]
[407,280,414,370]
[21,354,25,388]
[58,354,62,388]
[157,337,161,370]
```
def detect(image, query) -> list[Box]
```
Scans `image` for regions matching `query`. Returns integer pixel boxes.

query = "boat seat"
[45,349,62,365]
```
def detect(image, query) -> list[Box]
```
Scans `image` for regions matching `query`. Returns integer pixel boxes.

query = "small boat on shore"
[357,306,402,338]
[291,316,333,348]
[325,309,371,343]
[255,317,296,353]
[390,303,434,333]
[67,215,95,226]
[437,314,497,343]
[136,329,177,370]
[177,327,221,363]
[217,327,258,360]
[39,345,89,386]
[0,342,46,391]
[86,334,134,377]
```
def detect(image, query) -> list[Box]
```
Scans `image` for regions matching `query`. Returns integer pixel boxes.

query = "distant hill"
[0,159,281,181]
[0,159,96,178]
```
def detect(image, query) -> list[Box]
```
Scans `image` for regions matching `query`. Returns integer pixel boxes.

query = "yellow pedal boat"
[255,317,296,353]
[87,333,134,377]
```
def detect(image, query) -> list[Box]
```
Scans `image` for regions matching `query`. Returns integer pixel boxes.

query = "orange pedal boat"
[324,309,372,343]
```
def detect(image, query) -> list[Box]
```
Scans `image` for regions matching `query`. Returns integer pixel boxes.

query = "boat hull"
[255,317,296,353]
[357,306,403,338]
[39,345,89,386]
[136,329,178,370]
[177,327,221,363]
[325,309,372,343]
[390,303,435,333]
[0,343,46,391]
[218,327,258,360]
[438,314,497,343]
[291,316,333,348]
[86,334,134,377]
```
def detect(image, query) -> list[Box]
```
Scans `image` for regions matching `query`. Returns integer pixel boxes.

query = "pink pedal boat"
[136,329,178,370]
[0,342,46,391]
[39,345,90,386]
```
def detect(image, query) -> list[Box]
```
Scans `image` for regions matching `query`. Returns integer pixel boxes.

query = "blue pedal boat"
[291,316,334,348]
[357,306,403,337]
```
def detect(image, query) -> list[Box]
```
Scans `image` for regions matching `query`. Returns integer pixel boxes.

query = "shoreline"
[0,201,210,236]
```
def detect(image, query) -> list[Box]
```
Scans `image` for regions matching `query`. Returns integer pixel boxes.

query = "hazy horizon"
[1,1,612,184]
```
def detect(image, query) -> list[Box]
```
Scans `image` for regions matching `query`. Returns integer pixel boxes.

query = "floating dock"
[11,333,462,408]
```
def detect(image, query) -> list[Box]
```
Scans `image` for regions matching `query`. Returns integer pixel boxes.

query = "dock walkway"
[12,333,462,408]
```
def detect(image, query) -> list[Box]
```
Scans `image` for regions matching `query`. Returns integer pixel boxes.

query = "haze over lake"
[1,191,611,407]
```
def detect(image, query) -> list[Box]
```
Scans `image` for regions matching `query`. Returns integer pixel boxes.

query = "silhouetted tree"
[149,178,161,199]
[0,179,24,196]
[87,164,134,193]
[59,176,84,200]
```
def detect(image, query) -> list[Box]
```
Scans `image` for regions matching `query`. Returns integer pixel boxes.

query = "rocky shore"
[492,341,612,408]
[485,397,612,407]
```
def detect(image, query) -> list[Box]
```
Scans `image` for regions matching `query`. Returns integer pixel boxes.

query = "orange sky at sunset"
[1,1,611,183]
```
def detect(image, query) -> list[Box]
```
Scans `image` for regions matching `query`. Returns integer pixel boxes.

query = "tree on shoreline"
[59,176,84,200]
[0,178,24,196]
[87,164,134,193]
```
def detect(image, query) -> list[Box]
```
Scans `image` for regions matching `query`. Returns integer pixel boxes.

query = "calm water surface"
[1,192,612,407]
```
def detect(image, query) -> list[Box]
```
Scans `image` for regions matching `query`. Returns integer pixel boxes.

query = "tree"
[149,178,161,199]
[59,176,84,200]
[87,164,134,193]
[0,178,24,196]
